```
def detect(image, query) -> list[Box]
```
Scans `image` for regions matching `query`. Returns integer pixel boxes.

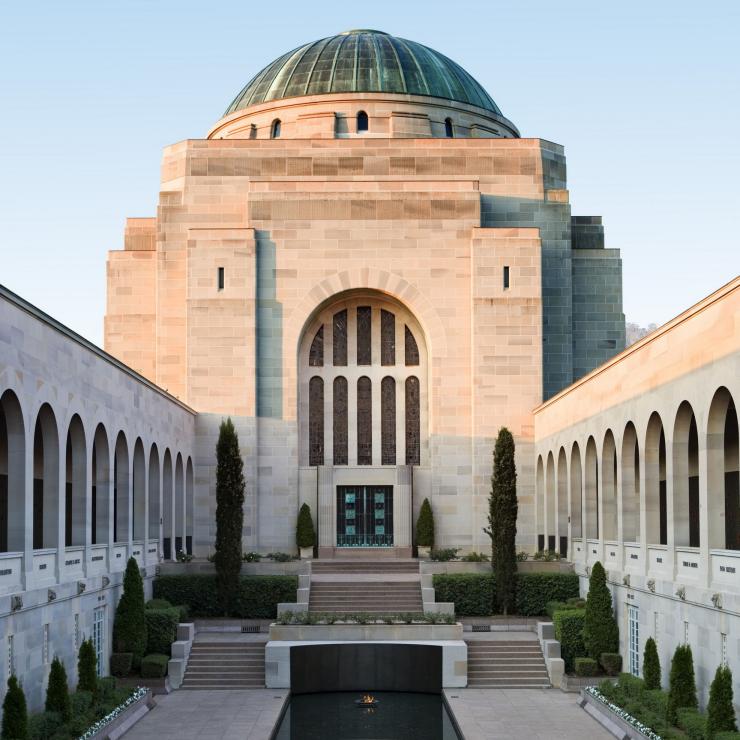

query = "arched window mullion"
[309,377,324,466]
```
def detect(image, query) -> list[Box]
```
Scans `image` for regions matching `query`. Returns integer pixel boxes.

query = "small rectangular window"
[217,267,225,291]
[503,265,510,289]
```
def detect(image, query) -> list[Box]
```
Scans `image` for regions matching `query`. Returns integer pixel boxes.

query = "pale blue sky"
[1,0,737,345]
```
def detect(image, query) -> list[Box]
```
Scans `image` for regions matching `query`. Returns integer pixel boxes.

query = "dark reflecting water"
[274,692,461,740]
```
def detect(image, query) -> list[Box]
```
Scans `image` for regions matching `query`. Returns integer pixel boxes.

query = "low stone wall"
[579,688,655,739]
[269,622,463,641]
[420,560,573,575]
[157,560,308,576]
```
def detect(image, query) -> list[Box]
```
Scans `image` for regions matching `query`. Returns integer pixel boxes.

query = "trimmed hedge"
[553,609,586,673]
[431,572,579,617]
[146,599,172,610]
[141,654,169,679]
[145,608,180,656]
[600,652,622,676]
[575,657,598,677]
[109,653,133,677]
[153,575,298,619]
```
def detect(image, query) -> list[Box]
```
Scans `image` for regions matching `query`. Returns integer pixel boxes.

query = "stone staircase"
[180,641,266,690]
[309,560,423,613]
[465,639,550,688]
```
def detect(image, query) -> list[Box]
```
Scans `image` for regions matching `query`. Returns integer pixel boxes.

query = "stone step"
[182,642,265,690]
[467,680,550,688]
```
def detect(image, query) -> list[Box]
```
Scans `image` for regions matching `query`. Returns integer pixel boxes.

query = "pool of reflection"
[273,691,461,740]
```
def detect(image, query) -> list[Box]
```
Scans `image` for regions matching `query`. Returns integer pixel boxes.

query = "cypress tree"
[667,643,698,724]
[45,657,71,722]
[416,498,435,548]
[583,561,619,662]
[215,417,245,616]
[77,638,98,696]
[296,503,316,549]
[483,428,518,615]
[2,675,28,740]
[643,636,661,690]
[112,556,147,669]
[706,665,737,738]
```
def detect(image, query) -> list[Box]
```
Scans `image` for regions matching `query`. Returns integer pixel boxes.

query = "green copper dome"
[225,30,504,116]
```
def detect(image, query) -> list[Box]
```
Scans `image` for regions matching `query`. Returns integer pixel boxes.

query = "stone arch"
[92,424,110,545]
[132,439,146,541]
[673,401,700,548]
[33,403,59,550]
[570,441,583,539]
[584,436,599,540]
[557,447,568,556]
[186,456,194,555]
[602,430,617,541]
[707,387,739,550]
[114,431,129,543]
[148,444,160,541]
[162,449,173,559]
[535,455,545,550]
[545,452,556,551]
[621,422,640,542]
[645,412,667,545]
[0,389,25,552]
[175,452,185,556]
[65,414,87,547]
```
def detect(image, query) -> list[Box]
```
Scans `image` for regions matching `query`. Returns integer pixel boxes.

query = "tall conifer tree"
[112,556,147,669]
[484,427,518,614]
[583,561,619,663]
[215,418,245,616]
[2,676,28,740]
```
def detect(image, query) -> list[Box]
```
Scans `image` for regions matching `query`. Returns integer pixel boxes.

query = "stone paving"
[123,689,288,740]
[444,688,612,740]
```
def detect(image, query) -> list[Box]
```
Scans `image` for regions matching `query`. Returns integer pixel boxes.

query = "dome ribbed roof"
[225,30,503,116]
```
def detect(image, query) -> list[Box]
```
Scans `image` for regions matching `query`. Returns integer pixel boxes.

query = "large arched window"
[357,110,369,132]
[271,119,281,139]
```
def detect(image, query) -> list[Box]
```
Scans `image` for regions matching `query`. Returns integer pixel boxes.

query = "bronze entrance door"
[336,486,393,547]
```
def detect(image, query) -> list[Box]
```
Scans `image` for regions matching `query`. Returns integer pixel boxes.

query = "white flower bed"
[584,686,662,740]
[77,687,148,740]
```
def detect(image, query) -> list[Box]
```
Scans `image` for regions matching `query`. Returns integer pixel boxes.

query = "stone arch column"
[621,422,640,543]
[133,439,147,542]
[673,401,700,548]
[545,452,556,551]
[33,404,59,550]
[644,412,667,546]
[0,389,26,553]
[570,441,583,544]
[601,430,617,542]
[175,453,185,556]
[114,432,129,544]
[162,449,173,560]
[148,445,161,541]
[65,415,87,547]
[92,424,111,546]
[557,447,568,557]
[584,437,599,540]
[535,455,544,551]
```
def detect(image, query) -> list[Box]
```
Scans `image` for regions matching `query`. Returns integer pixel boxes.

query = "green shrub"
[567,597,586,609]
[575,657,598,676]
[715,733,740,740]
[109,653,133,677]
[97,677,117,703]
[45,657,70,723]
[545,600,566,619]
[113,557,147,669]
[68,690,95,734]
[296,503,316,549]
[461,551,489,562]
[707,665,737,739]
[643,636,661,690]
[668,644,698,724]
[145,607,180,655]
[2,675,28,740]
[175,604,190,623]
[554,609,586,673]
[600,653,622,676]
[677,708,708,740]
[77,639,97,696]
[583,562,619,661]
[642,688,669,720]
[242,551,262,562]
[154,574,298,618]
[515,573,580,616]
[533,549,560,561]
[141,654,170,679]
[27,710,61,740]
[146,598,172,610]
[416,498,435,547]
[429,548,459,562]
[268,552,295,563]
[433,573,494,616]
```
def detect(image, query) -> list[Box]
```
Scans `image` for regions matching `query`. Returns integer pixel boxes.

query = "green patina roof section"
[225,30,503,116]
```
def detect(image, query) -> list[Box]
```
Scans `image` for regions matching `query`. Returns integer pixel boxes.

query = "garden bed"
[79,687,153,740]
[580,687,660,739]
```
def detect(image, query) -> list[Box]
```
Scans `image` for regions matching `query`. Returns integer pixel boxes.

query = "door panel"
[337,486,393,547]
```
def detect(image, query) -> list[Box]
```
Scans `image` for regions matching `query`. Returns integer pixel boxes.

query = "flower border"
[584,686,662,740]
[77,686,148,740]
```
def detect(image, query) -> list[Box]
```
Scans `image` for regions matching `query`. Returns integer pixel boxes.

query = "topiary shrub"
[45,657,70,723]
[145,607,180,655]
[416,498,435,548]
[667,643,698,724]
[296,503,316,549]
[77,638,97,696]
[109,653,133,677]
[575,657,599,677]
[146,598,172,610]
[141,654,170,679]
[643,636,661,690]
[677,708,708,740]
[583,562,619,661]
[214,418,245,617]
[554,608,586,673]
[600,653,622,676]
[2,675,28,740]
[707,665,738,739]
[113,557,147,669]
